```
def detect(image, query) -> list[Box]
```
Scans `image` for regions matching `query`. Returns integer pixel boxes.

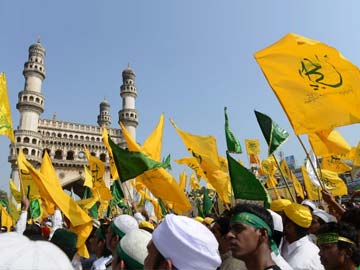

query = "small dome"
[100,98,110,108]
[29,38,45,52]
[122,64,135,78]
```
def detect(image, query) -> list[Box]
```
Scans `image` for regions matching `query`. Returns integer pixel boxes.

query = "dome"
[100,98,110,108]
[122,64,135,78]
[29,38,45,52]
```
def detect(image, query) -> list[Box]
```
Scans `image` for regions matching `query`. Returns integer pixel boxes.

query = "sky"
[1,1,360,193]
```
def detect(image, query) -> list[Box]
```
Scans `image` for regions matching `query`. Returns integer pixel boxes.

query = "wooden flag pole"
[296,135,326,190]
[272,154,296,202]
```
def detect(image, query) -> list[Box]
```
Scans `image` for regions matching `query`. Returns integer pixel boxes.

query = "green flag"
[30,199,42,219]
[108,136,170,182]
[254,110,289,156]
[110,180,124,206]
[227,152,271,208]
[225,107,242,153]
[203,188,214,216]
[82,187,98,219]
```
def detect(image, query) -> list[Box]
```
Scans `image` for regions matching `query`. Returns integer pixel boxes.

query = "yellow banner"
[301,166,321,200]
[0,73,15,143]
[322,155,352,173]
[245,139,260,155]
[320,169,348,196]
[255,33,360,134]
[309,129,351,157]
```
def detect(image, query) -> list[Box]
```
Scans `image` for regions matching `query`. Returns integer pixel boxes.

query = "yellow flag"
[23,153,92,258]
[320,169,348,196]
[174,157,207,180]
[0,73,15,143]
[178,170,187,192]
[301,166,321,200]
[353,142,360,166]
[291,172,305,199]
[7,197,19,223]
[254,33,360,135]
[9,179,21,203]
[83,166,93,189]
[170,119,230,203]
[120,121,191,213]
[139,189,163,220]
[249,154,261,166]
[265,175,278,188]
[102,128,119,180]
[84,147,112,201]
[0,205,13,231]
[18,149,40,199]
[189,173,200,190]
[142,113,164,161]
[245,139,260,155]
[322,155,352,173]
[280,159,291,181]
[260,156,277,177]
[309,130,351,157]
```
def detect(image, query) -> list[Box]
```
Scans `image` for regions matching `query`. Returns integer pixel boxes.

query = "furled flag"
[309,129,351,157]
[102,128,119,180]
[0,73,15,143]
[254,33,360,134]
[245,139,260,155]
[290,172,305,199]
[189,173,200,190]
[224,107,242,153]
[306,151,321,187]
[202,188,214,217]
[227,152,271,208]
[255,110,289,156]
[178,170,187,192]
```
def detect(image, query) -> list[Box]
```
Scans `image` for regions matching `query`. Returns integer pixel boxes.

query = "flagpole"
[296,135,326,190]
[272,154,296,202]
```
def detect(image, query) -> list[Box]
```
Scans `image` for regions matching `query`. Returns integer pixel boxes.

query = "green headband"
[96,228,105,240]
[116,244,144,270]
[317,233,356,246]
[111,222,125,238]
[231,212,279,255]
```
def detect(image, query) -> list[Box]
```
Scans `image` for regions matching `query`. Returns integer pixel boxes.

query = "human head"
[0,232,73,269]
[283,203,312,243]
[106,214,138,252]
[309,209,337,235]
[268,209,283,247]
[317,222,360,270]
[210,213,231,255]
[227,203,276,261]
[95,223,111,258]
[113,229,152,270]
[144,214,221,270]
[50,228,78,260]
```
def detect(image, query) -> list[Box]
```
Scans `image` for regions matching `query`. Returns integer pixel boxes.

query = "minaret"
[9,39,46,168]
[97,98,111,128]
[118,65,138,140]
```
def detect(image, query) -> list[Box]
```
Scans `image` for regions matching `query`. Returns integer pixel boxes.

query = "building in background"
[8,39,138,197]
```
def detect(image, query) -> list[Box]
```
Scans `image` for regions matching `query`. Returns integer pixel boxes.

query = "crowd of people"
[0,188,360,270]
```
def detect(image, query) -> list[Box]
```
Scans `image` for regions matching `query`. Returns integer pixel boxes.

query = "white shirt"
[281,235,324,270]
[271,252,293,270]
[91,255,112,270]
[15,211,27,234]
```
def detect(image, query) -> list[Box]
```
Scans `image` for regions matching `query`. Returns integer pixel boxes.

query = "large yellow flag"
[18,149,40,199]
[23,153,92,258]
[84,147,112,200]
[102,128,119,180]
[301,166,321,200]
[290,172,305,199]
[322,155,352,173]
[245,139,260,155]
[170,119,230,203]
[0,73,15,143]
[320,169,348,197]
[254,33,360,135]
[309,130,351,157]
[120,121,191,213]
[142,113,164,161]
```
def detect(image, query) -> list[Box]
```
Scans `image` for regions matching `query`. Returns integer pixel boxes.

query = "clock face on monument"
[78,151,85,159]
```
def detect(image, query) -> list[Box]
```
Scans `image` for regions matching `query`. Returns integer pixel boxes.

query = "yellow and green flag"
[0,73,15,143]
[254,33,360,134]
[255,110,289,156]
